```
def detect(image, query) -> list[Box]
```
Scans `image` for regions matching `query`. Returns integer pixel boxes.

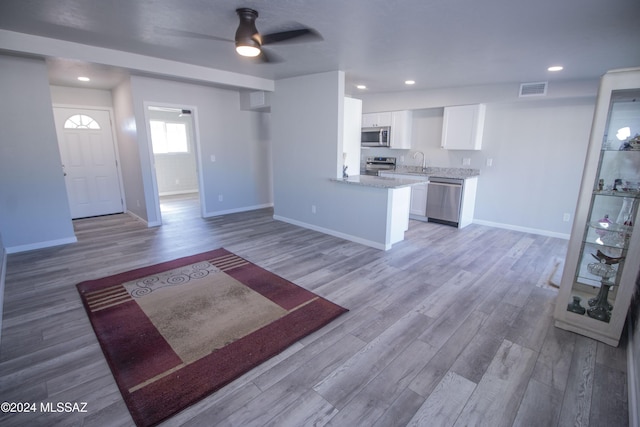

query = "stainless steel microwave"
[361,127,391,147]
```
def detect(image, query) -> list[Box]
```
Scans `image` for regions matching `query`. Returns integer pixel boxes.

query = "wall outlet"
[462,158,471,166]
[210,155,216,163]
[486,158,493,167]
[218,194,223,202]
[563,213,571,222]
[311,205,317,214]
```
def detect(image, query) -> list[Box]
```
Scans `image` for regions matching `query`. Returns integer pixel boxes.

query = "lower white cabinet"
[409,182,427,217]
[379,172,427,217]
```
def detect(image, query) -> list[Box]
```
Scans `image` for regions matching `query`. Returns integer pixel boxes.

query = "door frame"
[52,104,126,217]
[142,101,206,223]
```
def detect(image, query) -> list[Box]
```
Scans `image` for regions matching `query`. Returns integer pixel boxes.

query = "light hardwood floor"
[0,194,629,426]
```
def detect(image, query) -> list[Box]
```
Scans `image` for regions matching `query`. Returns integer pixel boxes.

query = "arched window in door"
[64,114,101,129]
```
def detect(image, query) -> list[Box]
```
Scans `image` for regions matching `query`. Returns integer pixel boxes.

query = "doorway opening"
[146,105,203,223]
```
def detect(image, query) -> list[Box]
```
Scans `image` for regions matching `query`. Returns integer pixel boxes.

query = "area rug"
[76,248,347,427]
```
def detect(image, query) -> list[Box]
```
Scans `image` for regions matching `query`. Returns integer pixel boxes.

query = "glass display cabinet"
[554,68,640,346]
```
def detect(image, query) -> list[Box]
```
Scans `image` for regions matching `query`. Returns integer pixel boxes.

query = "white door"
[53,108,123,219]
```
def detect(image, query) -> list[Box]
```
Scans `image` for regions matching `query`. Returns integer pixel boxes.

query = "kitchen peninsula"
[332,174,427,249]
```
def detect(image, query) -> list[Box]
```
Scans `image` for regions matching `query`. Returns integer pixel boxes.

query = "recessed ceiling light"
[77,76,90,82]
[356,84,367,90]
[405,80,416,85]
[547,66,563,72]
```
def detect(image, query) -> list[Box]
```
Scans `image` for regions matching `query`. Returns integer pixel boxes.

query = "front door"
[53,107,123,219]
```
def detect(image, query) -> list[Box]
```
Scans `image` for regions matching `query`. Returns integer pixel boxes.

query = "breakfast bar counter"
[331,174,426,188]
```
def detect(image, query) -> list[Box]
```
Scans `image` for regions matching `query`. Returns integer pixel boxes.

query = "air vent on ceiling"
[519,81,548,97]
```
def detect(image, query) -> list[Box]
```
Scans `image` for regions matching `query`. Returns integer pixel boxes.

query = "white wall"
[0,54,76,252]
[129,75,272,222]
[50,85,113,107]
[358,81,598,237]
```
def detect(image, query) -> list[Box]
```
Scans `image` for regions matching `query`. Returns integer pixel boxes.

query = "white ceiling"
[1,0,639,93]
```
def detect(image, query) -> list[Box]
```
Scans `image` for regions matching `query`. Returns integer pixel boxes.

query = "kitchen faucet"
[412,151,426,170]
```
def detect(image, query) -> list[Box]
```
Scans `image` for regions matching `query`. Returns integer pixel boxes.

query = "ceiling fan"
[157,8,321,63]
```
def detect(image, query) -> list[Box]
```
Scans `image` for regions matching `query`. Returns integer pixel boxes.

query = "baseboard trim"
[473,219,570,240]
[125,210,159,227]
[158,190,199,196]
[628,314,639,427]
[5,236,78,254]
[204,203,273,218]
[272,215,388,250]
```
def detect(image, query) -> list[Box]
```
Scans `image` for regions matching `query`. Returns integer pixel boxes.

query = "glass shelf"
[588,220,633,234]
[592,190,640,199]
[583,226,632,250]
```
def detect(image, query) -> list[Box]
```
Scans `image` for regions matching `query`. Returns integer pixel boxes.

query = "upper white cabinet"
[343,97,362,177]
[390,110,413,149]
[362,112,392,128]
[441,104,486,150]
[362,110,413,149]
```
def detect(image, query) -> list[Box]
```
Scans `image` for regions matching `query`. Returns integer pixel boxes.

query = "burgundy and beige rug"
[76,248,347,427]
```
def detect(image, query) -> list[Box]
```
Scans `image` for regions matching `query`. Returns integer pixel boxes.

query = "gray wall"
[113,77,148,222]
[358,82,598,237]
[0,55,76,252]
[272,71,394,248]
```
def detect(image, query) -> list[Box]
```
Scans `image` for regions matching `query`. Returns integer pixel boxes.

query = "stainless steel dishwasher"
[426,177,463,227]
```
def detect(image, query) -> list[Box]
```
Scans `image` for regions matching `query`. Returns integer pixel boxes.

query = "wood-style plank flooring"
[0,194,629,426]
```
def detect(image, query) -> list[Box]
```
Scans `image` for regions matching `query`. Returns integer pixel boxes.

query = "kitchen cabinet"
[362,112,392,128]
[554,68,640,347]
[390,110,413,149]
[380,171,427,217]
[343,97,362,177]
[441,104,485,150]
[409,182,427,217]
[362,110,413,149]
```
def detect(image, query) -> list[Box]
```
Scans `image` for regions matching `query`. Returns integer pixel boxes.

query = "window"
[64,114,100,129]
[150,121,189,154]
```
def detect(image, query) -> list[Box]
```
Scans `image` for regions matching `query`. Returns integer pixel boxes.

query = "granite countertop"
[332,174,426,189]
[386,166,480,180]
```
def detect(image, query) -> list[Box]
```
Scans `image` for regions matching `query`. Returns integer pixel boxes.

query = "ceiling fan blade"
[245,48,282,64]
[154,26,233,43]
[262,28,322,45]
[258,47,282,64]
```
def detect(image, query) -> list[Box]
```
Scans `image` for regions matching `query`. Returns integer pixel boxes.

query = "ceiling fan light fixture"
[236,44,261,57]
[235,8,262,57]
